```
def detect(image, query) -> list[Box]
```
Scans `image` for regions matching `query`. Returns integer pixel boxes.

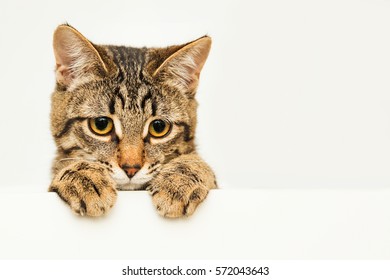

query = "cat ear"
[152,36,212,93]
[53,24,107,87]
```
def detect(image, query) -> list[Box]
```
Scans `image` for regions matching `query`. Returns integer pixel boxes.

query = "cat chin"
[116,182,146,191]
[116,174,153,190]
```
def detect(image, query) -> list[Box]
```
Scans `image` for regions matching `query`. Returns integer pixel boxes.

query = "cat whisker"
[158,170,206,184]
[57,157,97,163]
[147,164,162,175]
[57,157,81,162]
[173,159,206,165]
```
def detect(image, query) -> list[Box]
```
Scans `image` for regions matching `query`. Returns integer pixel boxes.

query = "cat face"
[51,25,211,190]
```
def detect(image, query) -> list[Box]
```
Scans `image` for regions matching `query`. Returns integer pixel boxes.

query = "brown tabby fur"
[49,24,217,218]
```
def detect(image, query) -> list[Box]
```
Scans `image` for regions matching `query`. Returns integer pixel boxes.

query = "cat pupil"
[95,117,108,130]
[153,120,166,133]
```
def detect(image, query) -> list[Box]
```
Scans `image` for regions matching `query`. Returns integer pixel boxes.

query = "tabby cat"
[49,24,217,218]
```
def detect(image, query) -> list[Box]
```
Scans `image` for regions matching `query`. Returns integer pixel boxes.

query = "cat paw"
[150,185,208,218]
[49,162,117,217]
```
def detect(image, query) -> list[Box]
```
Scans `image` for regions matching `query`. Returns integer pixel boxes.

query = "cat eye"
[148,119,171,138]
[89,117,114,136]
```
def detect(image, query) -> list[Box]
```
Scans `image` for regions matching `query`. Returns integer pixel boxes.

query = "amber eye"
[89,117,114,135]
[148,119,171,138]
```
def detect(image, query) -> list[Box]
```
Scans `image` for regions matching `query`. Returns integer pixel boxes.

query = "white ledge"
[0,188,389,259]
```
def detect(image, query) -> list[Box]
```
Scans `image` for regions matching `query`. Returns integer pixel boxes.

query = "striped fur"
[49,24,217,218]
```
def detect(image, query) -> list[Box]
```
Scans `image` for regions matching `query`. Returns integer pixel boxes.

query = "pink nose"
[121,164,141,178]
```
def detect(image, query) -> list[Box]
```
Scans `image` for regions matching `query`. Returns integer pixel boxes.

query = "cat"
[48,24,217,218]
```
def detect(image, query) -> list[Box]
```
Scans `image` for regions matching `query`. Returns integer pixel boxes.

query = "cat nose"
[121,164,141,178]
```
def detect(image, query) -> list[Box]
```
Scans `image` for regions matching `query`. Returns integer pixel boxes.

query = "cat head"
[51,24,211,190]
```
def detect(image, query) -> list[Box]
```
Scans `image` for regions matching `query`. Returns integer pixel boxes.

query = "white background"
[1,0,390,190]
